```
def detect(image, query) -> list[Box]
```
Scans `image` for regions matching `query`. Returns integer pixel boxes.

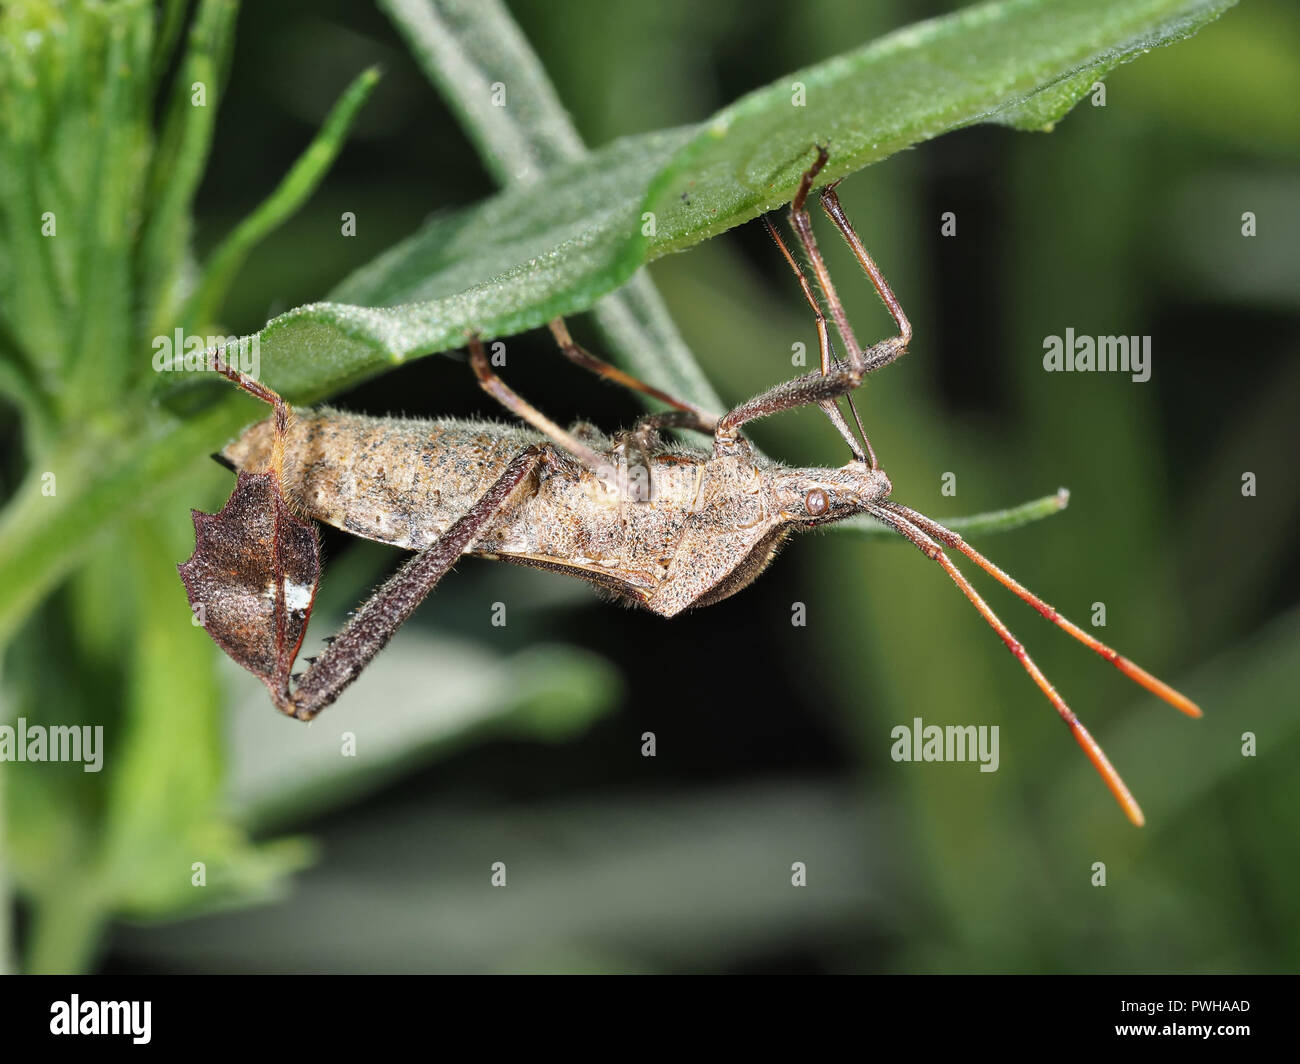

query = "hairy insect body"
[221,409,823,616]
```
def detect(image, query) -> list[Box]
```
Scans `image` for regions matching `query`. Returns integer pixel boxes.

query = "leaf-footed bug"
[180,147,1200,826]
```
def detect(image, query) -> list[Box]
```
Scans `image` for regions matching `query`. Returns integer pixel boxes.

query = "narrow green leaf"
[150,0,190,87]
[138,0,237,342]
[380,0,585,186]
[0,3,83,377]
[67,9,152,406]
[186,66,382,331]
[839,489,1071,540]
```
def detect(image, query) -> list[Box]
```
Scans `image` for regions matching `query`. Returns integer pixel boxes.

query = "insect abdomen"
[221,410,546,549]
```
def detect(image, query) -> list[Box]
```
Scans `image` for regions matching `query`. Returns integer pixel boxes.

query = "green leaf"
[263,127,693,402]
[225,0,1234,404]
[0,0,156,406]
[66,8,152,408]
[638,0,1237,257]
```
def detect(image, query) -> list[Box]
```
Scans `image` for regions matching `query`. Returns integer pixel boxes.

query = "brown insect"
[181,148,1200,826]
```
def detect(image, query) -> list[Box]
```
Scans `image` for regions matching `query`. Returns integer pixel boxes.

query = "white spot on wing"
[283,579,314,612]
[266,578,314,613]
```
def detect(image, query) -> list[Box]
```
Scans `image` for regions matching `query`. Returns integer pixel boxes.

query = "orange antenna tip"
[1113,655,1203,718]
[1069,715,1146,827]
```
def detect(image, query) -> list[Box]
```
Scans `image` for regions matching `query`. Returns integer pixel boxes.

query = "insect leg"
[548,317,717,436]
[470,334,652,500]
[714,148,913,456]
[764,215,871,464]
[287,446,545,721]
[867,502,1146,827]
[550,319,716,499]
[713,342,901,451]
[786,147,914,467]
[628,408,714,439]
[468,334,610,470]
[207,346,292,482]
[818,181,913,352]
[788,148,913,358]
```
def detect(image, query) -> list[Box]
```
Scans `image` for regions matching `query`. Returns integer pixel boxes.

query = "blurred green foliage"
[2,0,1296,976]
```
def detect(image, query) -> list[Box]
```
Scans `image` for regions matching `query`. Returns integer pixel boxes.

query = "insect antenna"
[867,501,1202,827]
[881,501,1202,720]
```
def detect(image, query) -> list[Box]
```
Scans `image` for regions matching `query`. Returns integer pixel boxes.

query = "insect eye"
[804,488,829,516]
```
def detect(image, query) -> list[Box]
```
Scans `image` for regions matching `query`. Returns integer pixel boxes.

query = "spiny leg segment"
[287,445,543,720]
[717,146,911,458]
